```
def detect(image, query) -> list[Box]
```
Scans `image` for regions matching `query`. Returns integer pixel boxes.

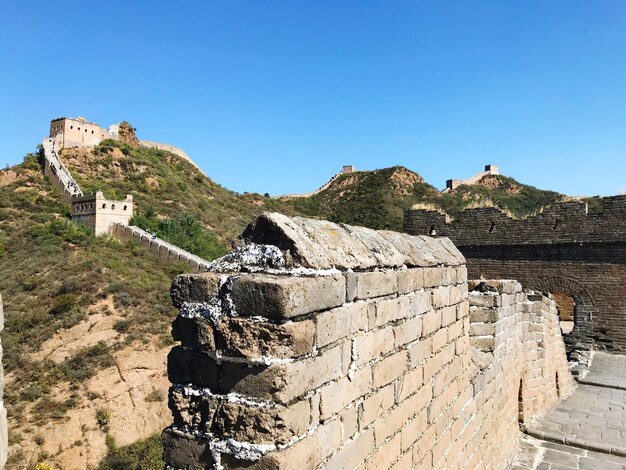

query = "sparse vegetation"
[99,433,163,470]
[96,408,111,430]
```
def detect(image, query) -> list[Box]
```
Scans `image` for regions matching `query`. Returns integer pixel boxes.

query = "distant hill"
[288,166,566,231]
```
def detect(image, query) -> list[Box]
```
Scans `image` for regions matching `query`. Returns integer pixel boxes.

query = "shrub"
[96,408,111,430]
[98,433,163,470]
[48,294,79,316]
[59,342,115,383]
[113,320,131,333]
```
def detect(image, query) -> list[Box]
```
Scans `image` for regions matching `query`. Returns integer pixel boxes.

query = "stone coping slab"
[241,212,465,270]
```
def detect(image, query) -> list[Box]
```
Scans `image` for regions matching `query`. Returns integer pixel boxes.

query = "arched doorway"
[553,292,575,335]
[533,277,595,358]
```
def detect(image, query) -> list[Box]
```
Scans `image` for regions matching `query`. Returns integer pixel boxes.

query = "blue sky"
[1,1,625,196]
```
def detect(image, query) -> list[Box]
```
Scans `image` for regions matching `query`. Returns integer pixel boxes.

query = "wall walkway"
[41,136,83,200]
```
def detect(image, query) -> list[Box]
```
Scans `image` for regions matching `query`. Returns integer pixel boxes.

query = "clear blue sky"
[1,1,625,196]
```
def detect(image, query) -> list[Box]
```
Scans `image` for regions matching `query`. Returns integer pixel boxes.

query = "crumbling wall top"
[241,212,465,270]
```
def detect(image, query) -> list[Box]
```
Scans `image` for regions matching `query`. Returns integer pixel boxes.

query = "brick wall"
[162,213,574,470]
[404,198,626,352]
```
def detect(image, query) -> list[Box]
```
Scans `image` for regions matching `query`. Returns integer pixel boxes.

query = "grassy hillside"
[62,139,296,251]
[289,166,565,231]
[0,153,186,468]
[0,139,305,468]
[290,166,441,231]
[445,174,565,218]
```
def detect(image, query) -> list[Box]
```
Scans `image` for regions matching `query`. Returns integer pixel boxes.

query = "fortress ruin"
[162,213,574,469]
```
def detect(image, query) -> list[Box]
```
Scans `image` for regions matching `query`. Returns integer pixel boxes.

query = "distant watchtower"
[342,165,356,174]
[445,164,500,191]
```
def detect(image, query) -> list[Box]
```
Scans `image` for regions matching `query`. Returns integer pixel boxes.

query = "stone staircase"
[41,136,83,199]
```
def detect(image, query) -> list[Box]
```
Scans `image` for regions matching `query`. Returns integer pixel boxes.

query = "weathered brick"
[395,365,424,403]
[361,383,395,428]
[354,270,398,299]
[215,317,315,358]
[325,427,375,469]
[162,428,215,470]
[431,286,451,309]
[398,268,424,294]
[353,327,395,365]
[422,309,442,336]
[394,316,423,347]
[408,337,433,368]
[230,274,346,319]
[172,315,216,350]
[219,343,348,403]
[319,366,371,419]
[316,302,368,347]
[373,351,408,388]
[170,272,223,308]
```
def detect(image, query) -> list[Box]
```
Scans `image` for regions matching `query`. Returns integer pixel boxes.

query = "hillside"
[289,166,566,231]
[0,142,297,469]
[62,139,296,250]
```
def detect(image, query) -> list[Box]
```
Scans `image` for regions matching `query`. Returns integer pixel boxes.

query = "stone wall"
[162,213,574,470]
[111,224,211,272]
[404,198,626,352]
[445,164,499,191]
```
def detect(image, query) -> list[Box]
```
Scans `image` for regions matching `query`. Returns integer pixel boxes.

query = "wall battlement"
[405,196,626,246]
[404,196,626,353]
[162,213,574,470]
[111,224,211,272]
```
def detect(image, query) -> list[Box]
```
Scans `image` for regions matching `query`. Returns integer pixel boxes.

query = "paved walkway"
[579,352,626,390]
[512,352,626,469]
[512,435,626,470]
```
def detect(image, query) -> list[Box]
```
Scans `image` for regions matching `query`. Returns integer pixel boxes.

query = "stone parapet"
[111,224,211,272]
[163,213,574,470]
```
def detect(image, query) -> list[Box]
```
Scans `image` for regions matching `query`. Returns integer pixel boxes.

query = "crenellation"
[405,198,626,354]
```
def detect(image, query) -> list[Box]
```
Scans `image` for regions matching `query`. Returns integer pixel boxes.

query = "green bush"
[59,342,115,383]
[99,434,164,470]
[48,294,79,316]
[132,211,227,260]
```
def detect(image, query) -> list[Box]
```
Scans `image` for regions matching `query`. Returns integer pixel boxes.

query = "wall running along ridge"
[163,212,574,470]
[41,136,83,200]
[111,223,211,272]
[404,197,626,354]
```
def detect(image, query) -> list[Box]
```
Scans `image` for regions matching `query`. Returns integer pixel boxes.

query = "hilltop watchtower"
[49,117,112,149]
